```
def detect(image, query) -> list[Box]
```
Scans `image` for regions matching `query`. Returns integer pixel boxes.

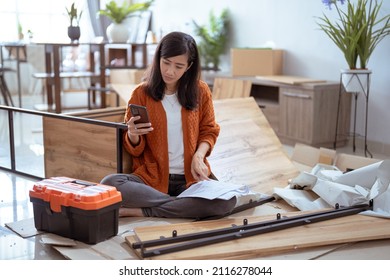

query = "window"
[0,0,94,43]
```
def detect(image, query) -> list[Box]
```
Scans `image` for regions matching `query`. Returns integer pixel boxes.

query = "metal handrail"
[0,105,127,180]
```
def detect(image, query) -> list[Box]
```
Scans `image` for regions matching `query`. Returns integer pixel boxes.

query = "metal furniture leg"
[0,69,14,106]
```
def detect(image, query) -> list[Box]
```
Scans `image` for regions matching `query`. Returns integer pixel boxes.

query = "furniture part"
[212,77,252,100]
[277,82,351,147]
[43,107,131,182]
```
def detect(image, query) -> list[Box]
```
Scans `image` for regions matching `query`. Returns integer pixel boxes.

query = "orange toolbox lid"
[29,177,122,212]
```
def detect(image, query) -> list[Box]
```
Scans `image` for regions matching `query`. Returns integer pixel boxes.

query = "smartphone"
[129,104,150,124]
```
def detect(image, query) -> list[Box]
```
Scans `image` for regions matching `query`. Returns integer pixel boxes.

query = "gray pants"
[100,173,236,219]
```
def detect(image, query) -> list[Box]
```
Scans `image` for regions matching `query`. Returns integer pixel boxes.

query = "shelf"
[104,43,157,69]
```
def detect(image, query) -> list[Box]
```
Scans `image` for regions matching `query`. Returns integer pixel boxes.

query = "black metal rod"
[133,196,276,249]
[364,73,373,158]
[0,105,128,129]
[136,202,372,258]
[334,74,343,149]
[229,195,276,215]
[133,202,369,249]
[199,195,276,221]
[8,110,16,170]
[116,128,124,173]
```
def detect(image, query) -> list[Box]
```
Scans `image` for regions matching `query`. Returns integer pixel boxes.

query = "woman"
[101,31,236,219]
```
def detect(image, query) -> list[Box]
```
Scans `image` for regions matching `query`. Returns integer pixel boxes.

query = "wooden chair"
[212,77,252,100]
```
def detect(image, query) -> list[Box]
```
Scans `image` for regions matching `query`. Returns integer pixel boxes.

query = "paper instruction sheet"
[177,179,252,200]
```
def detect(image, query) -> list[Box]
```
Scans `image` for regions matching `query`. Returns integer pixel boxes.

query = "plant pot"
[106,22,130,43]
[340,69,372,93]
[68,26,80,42]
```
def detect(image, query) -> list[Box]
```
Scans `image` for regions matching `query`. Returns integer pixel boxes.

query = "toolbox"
[29,177,122,244]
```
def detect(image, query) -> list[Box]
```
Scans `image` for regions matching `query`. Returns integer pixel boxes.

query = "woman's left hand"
[191,152,210,181]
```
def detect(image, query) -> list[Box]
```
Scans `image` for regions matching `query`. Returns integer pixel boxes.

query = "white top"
[162,93,184,174]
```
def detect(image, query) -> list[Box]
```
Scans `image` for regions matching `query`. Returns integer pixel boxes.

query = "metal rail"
[0,105,127,180]
[133,201,373,258]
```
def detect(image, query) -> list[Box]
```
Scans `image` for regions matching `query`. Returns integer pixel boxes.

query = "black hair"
[143,31,201,110]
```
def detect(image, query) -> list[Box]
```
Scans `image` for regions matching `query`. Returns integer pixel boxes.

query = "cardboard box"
[29,177,122,244]
[231,48,283,76]
[291,143,381,172]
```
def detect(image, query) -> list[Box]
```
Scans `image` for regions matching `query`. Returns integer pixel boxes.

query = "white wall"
[150,0,390,147]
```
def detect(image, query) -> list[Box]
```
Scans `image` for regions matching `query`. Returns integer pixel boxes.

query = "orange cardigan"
[123,80,220,193]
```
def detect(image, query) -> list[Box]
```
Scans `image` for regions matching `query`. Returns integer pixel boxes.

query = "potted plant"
[98,0,154,43]
[192,8,230,71]
[66,2,83,42]
[317,0,390,92]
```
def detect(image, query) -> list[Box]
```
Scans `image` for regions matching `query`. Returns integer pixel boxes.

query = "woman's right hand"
[126,116,153,145]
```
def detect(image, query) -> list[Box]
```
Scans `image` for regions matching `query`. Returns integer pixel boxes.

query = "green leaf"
[316,0,390,69]
[192,8,230,69]
[99,0,153,24]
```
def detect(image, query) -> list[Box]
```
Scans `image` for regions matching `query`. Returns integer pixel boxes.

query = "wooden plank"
[212,77,252,99]
[256,75,326,85]
[127,212,390,260]
[211,97,299,193]
[213,97,281,145]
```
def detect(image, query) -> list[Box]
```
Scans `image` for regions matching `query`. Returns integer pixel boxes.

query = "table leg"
[99,44,106,108]
[44,45,53,111]
[53,45,62,113]
[15,48,22,107]
[142,44,147,68]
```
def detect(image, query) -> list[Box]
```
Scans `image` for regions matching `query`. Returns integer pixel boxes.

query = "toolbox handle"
[72,180,96,187]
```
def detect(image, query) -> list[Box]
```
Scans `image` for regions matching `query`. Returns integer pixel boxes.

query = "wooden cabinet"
[202,73,352,148]
[251,79,351,148]
[279,87,314,143]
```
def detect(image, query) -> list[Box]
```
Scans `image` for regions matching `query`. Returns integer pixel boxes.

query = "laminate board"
[211,97,299,193]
